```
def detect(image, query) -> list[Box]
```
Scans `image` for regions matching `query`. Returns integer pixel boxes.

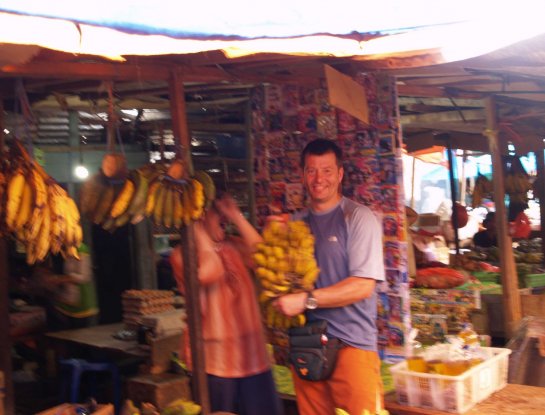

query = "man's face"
[303,152,343,207]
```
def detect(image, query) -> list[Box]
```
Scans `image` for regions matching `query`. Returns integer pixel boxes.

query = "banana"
[145,180,162,216]
[110,177,135,218]
[194,170,216,208]
[114,209,132,228]
[172,186,184,229]
[153,185,166,226]
[34,203,51,263]
[5,168,26,230]
[48,186,65,249]
[93,183,116,225]
[190,178,205,220]
[26,168,48,241]
[162,184,174,228]
[0,169,5,208]
[63,245,80,260]
[127,169,149,217]
[181,182,193,225]
[14,179,34,233]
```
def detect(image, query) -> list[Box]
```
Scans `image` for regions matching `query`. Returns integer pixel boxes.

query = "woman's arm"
[170,222,224,287]
[216,195,263,250]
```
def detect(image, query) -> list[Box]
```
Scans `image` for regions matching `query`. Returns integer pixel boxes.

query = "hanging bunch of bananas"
[145,160,213,229]
[1,140,82,264]
[504,157,533,206]
[79,157,162,232]
[505,173,532,204]
[83,167,153,232]
[253,220,320,330]
[471,173,493,208]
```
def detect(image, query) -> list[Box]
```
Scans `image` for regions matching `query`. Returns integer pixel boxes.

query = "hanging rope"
[14,78,37,156]
[105,80,116,153]
[115,123,126,157]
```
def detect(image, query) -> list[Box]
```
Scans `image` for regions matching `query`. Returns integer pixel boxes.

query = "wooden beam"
[0,61,233,83]
[0,98,14,415]
[401,108,485,125]
[398,96,484,108]
[484,95,521,339]
[168,71,211,414]
[397,84,483,99]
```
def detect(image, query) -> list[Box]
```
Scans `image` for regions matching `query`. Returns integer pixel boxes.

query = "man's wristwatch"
[304,291,318,310]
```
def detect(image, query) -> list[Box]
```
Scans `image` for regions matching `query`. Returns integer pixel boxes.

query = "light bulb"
[75,165,89,180]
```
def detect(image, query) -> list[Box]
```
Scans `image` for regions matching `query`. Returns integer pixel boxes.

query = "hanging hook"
[105,80,116,153]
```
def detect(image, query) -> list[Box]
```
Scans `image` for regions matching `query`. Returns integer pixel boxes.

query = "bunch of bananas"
[253,220,320,330]
[471,174,493,208]
[80,167,151,231]
[145,169,214,229]
[161,399,201,415]
[505,172,532,204]
[80,157,216,232]
[1,140,82,264]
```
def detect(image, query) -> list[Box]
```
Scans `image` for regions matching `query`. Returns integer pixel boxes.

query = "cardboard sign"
[324,64,369,124]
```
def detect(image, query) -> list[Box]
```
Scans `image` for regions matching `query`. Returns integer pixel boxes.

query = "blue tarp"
[0,0,507,39]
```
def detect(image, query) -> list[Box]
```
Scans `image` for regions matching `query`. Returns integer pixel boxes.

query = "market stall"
[2,6,545,414]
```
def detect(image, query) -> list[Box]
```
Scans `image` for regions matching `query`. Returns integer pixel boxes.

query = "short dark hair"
[483,211,495,226]
[300,138,343,168]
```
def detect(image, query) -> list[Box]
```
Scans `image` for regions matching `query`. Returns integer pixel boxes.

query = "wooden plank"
[401,109,485,125]
[397,84,483,99]
[484,96,521,338]
[520,294,545,317]
[45,323,147,357]
[0,61,232,83]
[169,71,211,415]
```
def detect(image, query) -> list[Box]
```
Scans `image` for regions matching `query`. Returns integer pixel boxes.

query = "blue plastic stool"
[59,358,120,411]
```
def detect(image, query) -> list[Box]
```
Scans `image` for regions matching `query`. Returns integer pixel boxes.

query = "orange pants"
[291,346,383,415]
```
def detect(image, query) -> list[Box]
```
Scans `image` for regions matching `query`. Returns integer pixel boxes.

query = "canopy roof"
[0,3,545,155]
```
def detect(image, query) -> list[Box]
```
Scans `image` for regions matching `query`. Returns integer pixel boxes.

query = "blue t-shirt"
[294,197,385,351]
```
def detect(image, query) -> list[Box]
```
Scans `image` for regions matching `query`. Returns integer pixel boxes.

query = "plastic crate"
[389,347,511,413]
[472,271,500,284]
[524,273,545,288]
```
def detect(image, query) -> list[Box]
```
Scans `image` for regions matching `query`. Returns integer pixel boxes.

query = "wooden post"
[484,96,521,338]
[435,133,460,253]
[168,70,211,414]
[535,151,545,267]
[0,99,14,415]
[445,137,460,254]
[460,151,467,205]
[410,157,416,209]
[244,99,257,226]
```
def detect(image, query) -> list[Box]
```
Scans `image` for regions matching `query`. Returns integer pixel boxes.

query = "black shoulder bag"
[288,319,344,381]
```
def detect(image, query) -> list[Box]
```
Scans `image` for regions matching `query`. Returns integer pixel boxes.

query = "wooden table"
[385,383,545,415]
[45,322,147,358]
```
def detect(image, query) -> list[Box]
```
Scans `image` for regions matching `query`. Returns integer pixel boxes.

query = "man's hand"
[273,291,308,317]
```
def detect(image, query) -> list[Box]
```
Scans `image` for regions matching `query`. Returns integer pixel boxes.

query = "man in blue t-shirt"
[274,138,385,415]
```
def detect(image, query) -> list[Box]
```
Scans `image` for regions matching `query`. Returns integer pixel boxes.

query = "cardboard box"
[36,403,114,415]
[127,373,190,409]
